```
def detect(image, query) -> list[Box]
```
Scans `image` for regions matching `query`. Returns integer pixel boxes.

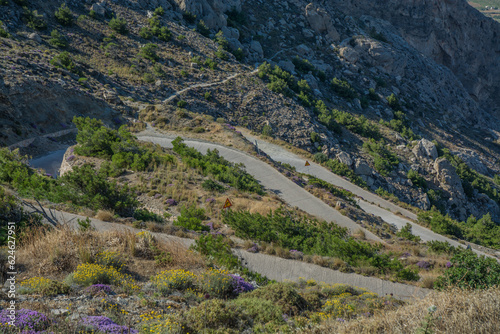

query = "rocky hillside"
[0,0,499,223]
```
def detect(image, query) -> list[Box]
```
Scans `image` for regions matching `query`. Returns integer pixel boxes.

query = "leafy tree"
[386,93,401,110]
[50,51,77,73]
[55,3,74,26]
[435,250,500,290]
[22,8,47,30]
[407,169,427,189]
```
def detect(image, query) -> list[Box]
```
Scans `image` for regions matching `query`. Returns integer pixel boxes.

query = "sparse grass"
[304,287,500,333]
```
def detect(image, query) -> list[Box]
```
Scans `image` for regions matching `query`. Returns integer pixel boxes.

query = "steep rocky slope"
[0,0,499,223]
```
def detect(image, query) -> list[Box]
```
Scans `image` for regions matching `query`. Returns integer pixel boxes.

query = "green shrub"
[262,124,273,137]
[434,250,500,290]
[215,46,229,60]
[324,158,367,188]
[55,3,73,26]
[215,30,229,50]
[22,8,47,30]
[395,266,420,281]
[49,29,68,48]
[204,91,212,100]
[396,223,421,242]
[407,169,427,189]
[139,43,158,60]
[133,208,164,223]
[184,299,250,332]
[223,208,381,267]
[172,137,265,194]
[226,9,246,26]
[108,17,128,34]
[0,0,8,5]
[362,139,399,176]
[20,277,70,296]
[386,93,401,110]
[0,21,9,38]
[313,152,328,163]
[197,269,235,298]
[139,27,152,39]
[177,100,187,108]
[240,282,308,316]
[332,109,380,139]
[182,11,196,24]
[50,51,77,73]
[232,47,244,61]
[307,176,356,203]
[331,78,357,99]
[202,179,225,192]
[427,240,457,255]
[153,6,165,16]
[368,88,380,101]
[192,234,239,269]
[94,250,125,271]
[293,56,315,73]
[196,20,210,37]
[310,131,321,143]
[174,205,208,232]
[232,298,284,324]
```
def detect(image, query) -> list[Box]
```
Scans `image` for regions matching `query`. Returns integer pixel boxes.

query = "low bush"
[196,20,210,37]
[50,51,78,73]
[407,169,427,189]
[332,109,380,139]
[434,250,500,290]
[172,137,264,195]
[396,223,421,242]
[22,8,47,30]
[108,17,128,34]
[362,139,399,176]
[197,269,236,298]
[324,159,367,188]
[331,78,357,99]
[49,29,68,48]
[174,205,208,232]
[139,43,158,61]
[20,277,70,296]
[202,179,225,192]
[240,282,308,316]
[184,299,250,332]
[150,269,197,294]
[232,298,284,324]
[71,263,138,290]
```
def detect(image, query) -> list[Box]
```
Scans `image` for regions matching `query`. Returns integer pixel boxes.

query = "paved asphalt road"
[241,131,495,258]
[137,130,383,243]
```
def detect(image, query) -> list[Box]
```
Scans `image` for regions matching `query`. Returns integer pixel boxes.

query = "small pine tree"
[49,29,68,48]
[108,17,128,34]
[55,3,74,26]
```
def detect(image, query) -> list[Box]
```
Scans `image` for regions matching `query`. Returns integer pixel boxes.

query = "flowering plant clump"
[139,311,183,333]
[0,309,51,333]
[151,269,197,294]
[72,263,139,291]
[229,274,254,295]
[165,198,178,206]
[416,261,431,270]
[85,284,114,295]
[197,269,235,298]
[95,250,125,271]
[80,316,138,334]
[20,277,70,296]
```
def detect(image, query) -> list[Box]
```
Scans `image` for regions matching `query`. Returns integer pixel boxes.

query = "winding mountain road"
[136,128,383,243]
[31,207,429,299]
[242,131,495,258]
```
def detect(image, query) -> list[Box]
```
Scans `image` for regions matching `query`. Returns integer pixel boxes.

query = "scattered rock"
[336,152,353,167]
[355,160,372,175]
[412,139,438,161]
[90,3,106,16]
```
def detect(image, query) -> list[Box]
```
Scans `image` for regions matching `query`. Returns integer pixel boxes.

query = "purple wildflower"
[229,274,254,295]
[66,155,75,161]
[416,261,431,270]
[289,249,304,257]
[205,198,215,204]
[85,284,113,295]
[446,261,452,268]
[154,193,162,199]
[0,309,51,333]
[165,199,178,206]
[247,243,259,253]
[80,316,138,334]
[205,222,214,230]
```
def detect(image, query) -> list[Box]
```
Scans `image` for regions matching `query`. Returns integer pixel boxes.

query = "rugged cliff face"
[334,0,500,121]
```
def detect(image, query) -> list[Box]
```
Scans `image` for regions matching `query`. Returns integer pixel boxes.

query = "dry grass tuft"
[95,209,115,222]
[303,287,500,333]
[17,225,205,281]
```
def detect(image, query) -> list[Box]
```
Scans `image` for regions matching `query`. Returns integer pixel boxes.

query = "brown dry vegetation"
[302,287,500,334]
[17,225,205,282]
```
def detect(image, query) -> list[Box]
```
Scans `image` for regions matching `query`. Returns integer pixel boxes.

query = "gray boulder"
[355,160,372,175]
[412,138,438,161]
